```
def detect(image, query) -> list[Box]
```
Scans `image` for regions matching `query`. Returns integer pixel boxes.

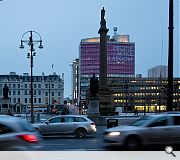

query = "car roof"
[0,115,26,127]
[51,115,87,118]
[0,115,21,122]
[144,113,180,118]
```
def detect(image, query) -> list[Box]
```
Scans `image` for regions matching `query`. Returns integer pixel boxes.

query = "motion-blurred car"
[33,115,96,138]
[0,115,43,151]
[104,113,180,150]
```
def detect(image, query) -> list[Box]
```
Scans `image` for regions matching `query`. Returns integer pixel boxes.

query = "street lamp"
[19,31,43,123]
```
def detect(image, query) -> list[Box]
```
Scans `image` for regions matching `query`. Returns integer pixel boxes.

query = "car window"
[74,117,87,122]
[19,120,35,132]
[0,123,14,135]
[129,116,152,126]
[60,117,65,123]
[62,117,74,123]
[148,116,168,127]
[49,117,60,123]
[172,116,180,125]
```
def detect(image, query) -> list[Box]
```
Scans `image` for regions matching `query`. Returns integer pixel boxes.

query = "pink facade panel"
[80,43,135,76]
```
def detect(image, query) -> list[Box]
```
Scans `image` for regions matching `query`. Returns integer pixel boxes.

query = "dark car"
[0,115,43,150]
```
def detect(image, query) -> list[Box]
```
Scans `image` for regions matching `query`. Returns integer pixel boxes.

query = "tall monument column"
[98,7,109,88]
[98,7,112,114]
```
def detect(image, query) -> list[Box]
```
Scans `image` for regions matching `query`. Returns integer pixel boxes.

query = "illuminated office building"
[79,33,135,109]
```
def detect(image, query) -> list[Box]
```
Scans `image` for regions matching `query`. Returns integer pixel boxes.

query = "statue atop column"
[3,84,9,99]
[90,74,99,97]
[101,7,105,20]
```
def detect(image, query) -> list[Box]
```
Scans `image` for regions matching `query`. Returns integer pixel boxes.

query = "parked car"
[0,115,43,151]
[104,113,180,150]
[33,115,96,138]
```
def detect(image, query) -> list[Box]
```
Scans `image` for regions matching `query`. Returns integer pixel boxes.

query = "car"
[104,113,180,150]
[33,115,96,138]
[0,115,43,151]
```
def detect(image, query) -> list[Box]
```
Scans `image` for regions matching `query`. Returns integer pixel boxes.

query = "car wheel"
[75,127,87,138]
[125,136,140,150]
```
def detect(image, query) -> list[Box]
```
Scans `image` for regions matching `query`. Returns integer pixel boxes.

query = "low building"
[0,72,64,113]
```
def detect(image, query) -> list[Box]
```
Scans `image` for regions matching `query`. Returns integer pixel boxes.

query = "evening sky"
[0,0,179,97]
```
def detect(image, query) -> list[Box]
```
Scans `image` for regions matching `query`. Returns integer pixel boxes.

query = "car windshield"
[129,116,152,126]
[19,120,35,132]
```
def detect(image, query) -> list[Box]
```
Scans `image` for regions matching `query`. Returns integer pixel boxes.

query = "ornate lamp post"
[19,31,43,123]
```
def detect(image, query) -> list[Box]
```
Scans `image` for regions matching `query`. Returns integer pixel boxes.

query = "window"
[18,98,20,103]
[34,98,36,103]
[13,98,16,103]
[38,90,41,95]
[0,124,13,135]
[34,84,37,88]
[51,84,54,88]
[19,121,35,132]
[52,92,54,96]
[45,84,48,88]
[38,84,41,88]
[25,90,28,95]
[64,117,74,123]
[25,98,27,103]
[13,84,16,88]
[18,90,20,95]
[13,91,16,95]
[38,98,41,103]
[49,117,60,123]
[173,116,180,125]
[25,84,27,88]
[17,84,20,88]
[148,116,168,127]
[74,117,87,122]
[45,92,48,96]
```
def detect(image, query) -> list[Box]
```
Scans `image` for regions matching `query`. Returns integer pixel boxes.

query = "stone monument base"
[87,96,100,115]
[98,87,112,106]
[0,98,10,114]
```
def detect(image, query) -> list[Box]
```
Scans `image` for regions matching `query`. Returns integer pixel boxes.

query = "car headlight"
[109,132,120,136]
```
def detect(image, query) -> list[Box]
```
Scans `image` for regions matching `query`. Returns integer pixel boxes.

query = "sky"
[0,0,179,98]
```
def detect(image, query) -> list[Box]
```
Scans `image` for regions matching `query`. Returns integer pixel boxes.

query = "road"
[40,125,180,151]
[41,126,106,151]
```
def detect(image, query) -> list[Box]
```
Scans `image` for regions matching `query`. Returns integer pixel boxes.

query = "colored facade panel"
[80,42,135,77]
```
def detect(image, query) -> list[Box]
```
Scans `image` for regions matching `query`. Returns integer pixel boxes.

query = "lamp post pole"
[48,80,51,114]
[20,31,43,123]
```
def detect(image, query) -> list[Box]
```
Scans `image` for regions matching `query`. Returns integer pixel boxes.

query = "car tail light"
[18,134,38,143]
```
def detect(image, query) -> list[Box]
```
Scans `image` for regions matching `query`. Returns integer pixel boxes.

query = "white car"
[33,115,96,138]
[104,113,180,150]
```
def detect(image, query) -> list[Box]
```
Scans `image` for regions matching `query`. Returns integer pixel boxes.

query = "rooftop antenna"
[113,27,117,35]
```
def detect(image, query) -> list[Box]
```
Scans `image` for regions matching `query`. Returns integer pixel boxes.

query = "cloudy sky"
[0,0,179,97]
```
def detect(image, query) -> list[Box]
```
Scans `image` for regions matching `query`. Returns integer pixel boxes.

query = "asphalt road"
[40,125,180,151]
[41,125,106,151]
